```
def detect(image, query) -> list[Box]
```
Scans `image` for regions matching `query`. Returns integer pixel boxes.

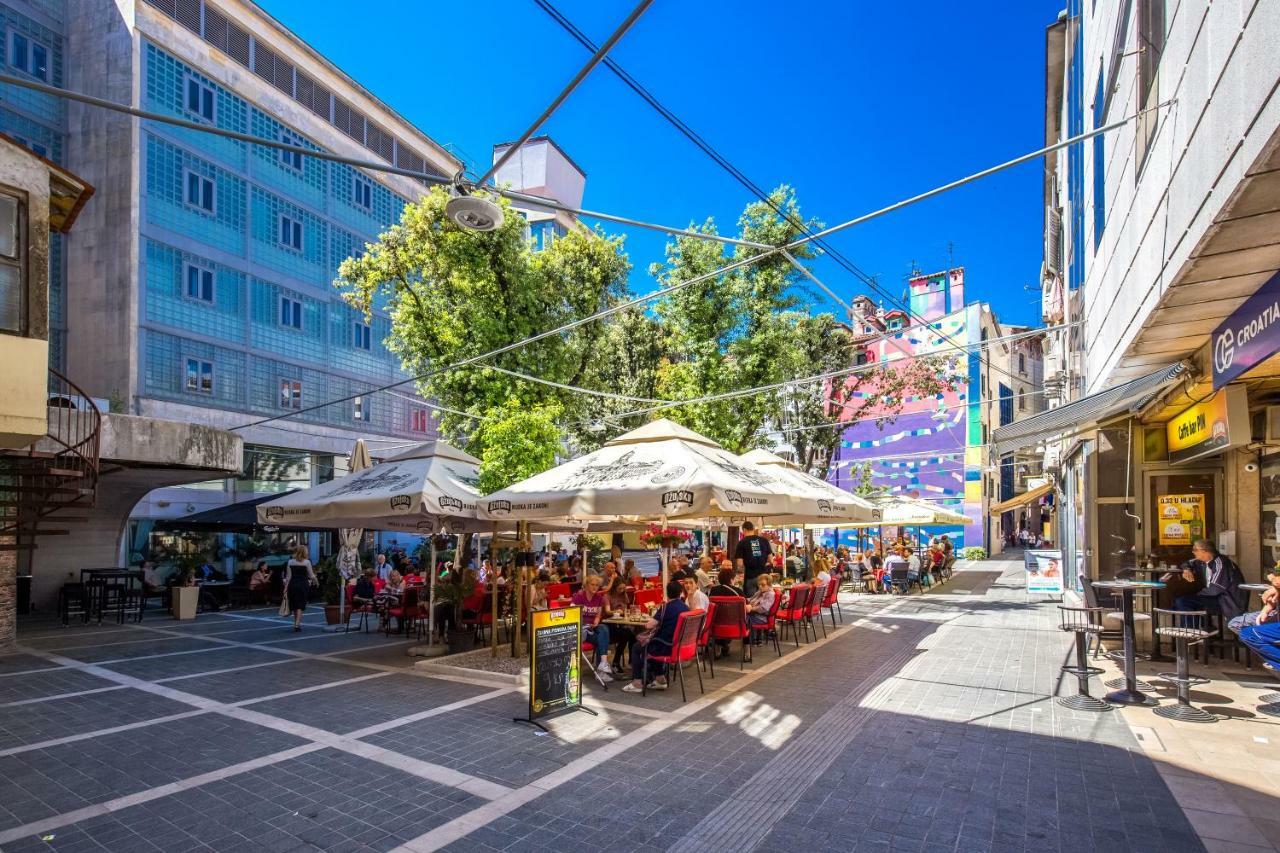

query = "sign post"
[515,605,598,731]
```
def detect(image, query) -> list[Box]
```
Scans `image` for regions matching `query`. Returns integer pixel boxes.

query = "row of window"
[183,73,381,213]
[180,354,428,429]
[182,165,374,240]
[181,262,371,347]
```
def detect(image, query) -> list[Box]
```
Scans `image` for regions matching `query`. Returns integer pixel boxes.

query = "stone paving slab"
[362,692,653,788]
[0,652,67,676]
[0,687,192,751]
[173,658,379,705]
[0,747,487,853]
[101,646,286,681]
[247,672,496,734]
[0,714,306,833]
[0,667,118,706]
[50,636,226,664]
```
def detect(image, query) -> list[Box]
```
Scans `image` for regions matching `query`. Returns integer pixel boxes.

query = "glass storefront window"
[1096,425,1133,498]
[1146,471,1216,567]
[1259,454,1280,570]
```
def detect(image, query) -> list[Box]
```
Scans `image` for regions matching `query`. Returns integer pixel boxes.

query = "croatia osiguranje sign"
[1212,269,1280,389]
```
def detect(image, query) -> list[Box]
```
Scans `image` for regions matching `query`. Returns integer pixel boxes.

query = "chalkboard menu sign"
[528,606,582,721]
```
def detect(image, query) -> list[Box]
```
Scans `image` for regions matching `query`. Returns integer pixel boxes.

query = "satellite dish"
[446,190,504,232]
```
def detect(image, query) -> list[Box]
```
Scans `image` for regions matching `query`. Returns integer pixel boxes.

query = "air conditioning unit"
[1265,406,1280,444]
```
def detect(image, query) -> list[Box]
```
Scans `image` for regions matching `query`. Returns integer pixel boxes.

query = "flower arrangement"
[573,534,606,553]
[639,524,692,549]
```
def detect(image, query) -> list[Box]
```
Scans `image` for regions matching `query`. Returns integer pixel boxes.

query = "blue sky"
[259,0,1065,328]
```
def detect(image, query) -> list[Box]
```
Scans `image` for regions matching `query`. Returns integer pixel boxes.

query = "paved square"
[0,557,1254,852]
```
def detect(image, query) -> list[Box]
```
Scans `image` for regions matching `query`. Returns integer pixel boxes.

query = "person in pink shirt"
[571,574,614,681]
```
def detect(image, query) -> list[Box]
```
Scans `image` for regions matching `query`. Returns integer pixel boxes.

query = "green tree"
[776,312,853,479]
[648,186,818,453]
[335,188,631,452]
[473,401,563,494]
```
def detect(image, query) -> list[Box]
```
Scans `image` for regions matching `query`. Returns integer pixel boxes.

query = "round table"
[1240,583,1272,594]
[1093,579,1165,705]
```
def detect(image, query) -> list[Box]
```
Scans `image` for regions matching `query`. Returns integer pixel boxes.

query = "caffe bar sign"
[1165,384,1248,465]
[1212,269,1280,389]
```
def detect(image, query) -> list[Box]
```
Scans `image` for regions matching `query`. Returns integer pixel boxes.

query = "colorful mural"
[827,270,985,548]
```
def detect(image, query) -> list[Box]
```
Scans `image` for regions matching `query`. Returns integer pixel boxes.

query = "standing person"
[373,553,390,582]
[571,575,613,681]
[283,546,317,632]
[735,521,773,598]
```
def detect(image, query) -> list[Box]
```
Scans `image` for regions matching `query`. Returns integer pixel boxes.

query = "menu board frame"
[515,605,598,730]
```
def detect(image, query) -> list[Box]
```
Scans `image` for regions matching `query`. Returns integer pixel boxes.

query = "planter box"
[172,586,199,621]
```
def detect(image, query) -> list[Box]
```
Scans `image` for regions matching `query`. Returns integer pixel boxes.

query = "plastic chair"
[642,609,706,701]
[1153,608,1215,723]
[887,567,911,595]
[385,587,420,637]
[547,582,571,601]
[708,596,750,674]
[344,585,374,634]
[633,588,662,611]
[820,578,842,628]
[775,585,812,647]
[805,581,828,638]
[696,600,717,675]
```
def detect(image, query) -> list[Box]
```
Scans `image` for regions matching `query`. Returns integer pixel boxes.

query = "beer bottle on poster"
[566,654,579,704]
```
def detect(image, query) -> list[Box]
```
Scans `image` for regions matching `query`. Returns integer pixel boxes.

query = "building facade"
[827,268,1003,549]
[995,0,1280,585]
[0,0,518,566]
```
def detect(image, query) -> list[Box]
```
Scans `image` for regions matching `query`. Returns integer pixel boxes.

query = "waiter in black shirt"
[735,521,773,597]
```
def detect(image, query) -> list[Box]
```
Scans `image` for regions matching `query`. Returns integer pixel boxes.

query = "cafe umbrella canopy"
[477,418,871,581]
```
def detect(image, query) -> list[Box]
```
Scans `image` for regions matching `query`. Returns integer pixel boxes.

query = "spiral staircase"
[0,367,101,553]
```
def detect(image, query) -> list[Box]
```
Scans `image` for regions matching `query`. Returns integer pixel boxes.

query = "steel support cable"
[477,0,653,186]
[0,72,764,251]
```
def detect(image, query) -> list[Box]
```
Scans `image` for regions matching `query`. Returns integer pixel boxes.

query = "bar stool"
[1056,605,1112,711]
[59,583,88,626]
[1153,608,1216,723]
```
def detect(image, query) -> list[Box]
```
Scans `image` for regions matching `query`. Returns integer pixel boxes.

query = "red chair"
[547,582,571,601]
[459,587,491,641]
[707,596,751,673]
[373,577,386,593]
[820,577,843,629]
[343,585,374,634]
[385,587,420,638]
[642,609,706,701]
[696,600,718,676]
[633,588,662,611]
[775,584,813,647]
[805,581,829,639]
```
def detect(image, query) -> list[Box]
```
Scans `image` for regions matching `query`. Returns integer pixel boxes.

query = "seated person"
[747,572,776,642]
[1239,617,1280,673]
[694,556,714,590]
[622,580,690,693]
[530,580,549,611]
[352,567,377,608]
[1229,569,1280,633]
[248,561,272,602]
[373,569,405,628]
[140,560,163,595]
[1169,539,1245,619]
[707,567,745,657]
[571,575,613,679]
[682,575,709,612]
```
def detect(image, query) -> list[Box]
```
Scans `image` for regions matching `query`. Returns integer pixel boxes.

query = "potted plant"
[435,572,477,654]
[170,552,202,620]
[318,557,343,625]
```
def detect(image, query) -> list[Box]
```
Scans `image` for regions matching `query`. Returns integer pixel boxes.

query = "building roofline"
[0,133,95,232]
[239,0,461,175]
[492,135,588,179]
[908,266,965,282]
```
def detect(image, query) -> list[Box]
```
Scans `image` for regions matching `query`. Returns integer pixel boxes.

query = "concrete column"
[0,546,14,648]
[1227,447,1262,581]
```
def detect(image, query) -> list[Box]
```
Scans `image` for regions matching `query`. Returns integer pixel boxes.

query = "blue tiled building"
[0,0,470,559]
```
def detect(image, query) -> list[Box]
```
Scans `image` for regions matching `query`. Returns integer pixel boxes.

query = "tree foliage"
[335,187,630,453]
[473,401,563,494]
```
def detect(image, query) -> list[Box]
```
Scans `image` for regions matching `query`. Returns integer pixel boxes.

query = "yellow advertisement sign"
[1157,494,1206,546]
[528,606,581,720]
[1166,387,1243,465]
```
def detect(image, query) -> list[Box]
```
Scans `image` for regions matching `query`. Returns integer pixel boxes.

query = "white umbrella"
[335,439,372,628]
[737,448,879,525]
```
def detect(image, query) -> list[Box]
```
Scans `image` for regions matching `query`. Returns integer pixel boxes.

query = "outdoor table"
[1093,579,1164,704]
[603,616,650,628]
[1240,583,1271,594]
[198,579,231,610]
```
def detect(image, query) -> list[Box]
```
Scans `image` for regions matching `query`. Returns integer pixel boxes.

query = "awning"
[988,482,1054,516]
[991,362,1188,454]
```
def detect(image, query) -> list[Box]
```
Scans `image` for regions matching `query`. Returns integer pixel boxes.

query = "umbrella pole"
[780,533,787,580]
[490,523,499,658]
[427,539,437,641]
[660,514,669,588]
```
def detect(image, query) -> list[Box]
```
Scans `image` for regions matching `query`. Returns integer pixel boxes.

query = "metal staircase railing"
[0,367,102,551]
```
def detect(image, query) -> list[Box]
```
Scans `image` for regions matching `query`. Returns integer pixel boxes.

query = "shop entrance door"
[1144,469,1221,567]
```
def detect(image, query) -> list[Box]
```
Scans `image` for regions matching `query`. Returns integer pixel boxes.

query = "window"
[410,406,430,434]
[1136,0,1166,173]
[1092,66,1106,250]
[352,175,372,210]
[184,170,215,213]
[886,317,903,330]
[853,349,869,367]
[278,378,301,409]
[10,33,49,81]
[185,76,216,122]
[1017,352,1026,375]
[279,295,302,329]
[279,129,303,171]
[353,395,365,421]
[184,264,213,302]
[353,321,371,350]
[185,358,213,394]
[278,214,302,251]
[0,191,27,334]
